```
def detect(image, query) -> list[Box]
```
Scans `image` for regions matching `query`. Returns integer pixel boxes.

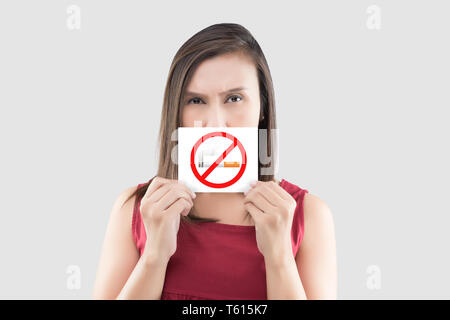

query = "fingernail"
[191,192,196,198]
[249,180,257,187]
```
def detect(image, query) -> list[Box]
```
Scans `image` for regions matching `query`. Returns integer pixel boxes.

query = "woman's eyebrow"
[185,86,248,97]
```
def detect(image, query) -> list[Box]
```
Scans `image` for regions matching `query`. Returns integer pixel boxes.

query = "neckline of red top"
[181,178,287,232]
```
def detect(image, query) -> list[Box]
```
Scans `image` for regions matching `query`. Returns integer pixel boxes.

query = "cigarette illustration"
[198,162,241,168]
[197,149,241,168]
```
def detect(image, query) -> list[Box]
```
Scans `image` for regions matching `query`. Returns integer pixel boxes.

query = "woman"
[93,23,337,300]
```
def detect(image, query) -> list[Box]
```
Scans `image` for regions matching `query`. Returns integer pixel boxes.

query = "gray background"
[0,0,448,299]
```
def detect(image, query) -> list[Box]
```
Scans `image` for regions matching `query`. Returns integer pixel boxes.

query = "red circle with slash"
[190,131,247,188]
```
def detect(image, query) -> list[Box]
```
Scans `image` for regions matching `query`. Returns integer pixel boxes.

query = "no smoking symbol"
[190,131,247,188]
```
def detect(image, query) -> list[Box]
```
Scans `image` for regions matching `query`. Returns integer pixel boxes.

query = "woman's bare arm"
[116,249,169,300]
[295,193,338,299]
[92,186,168,299]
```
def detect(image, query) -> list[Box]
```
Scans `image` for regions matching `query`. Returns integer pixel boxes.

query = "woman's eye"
[227,95,242,103]
[187,95,242,104]
[188,97,203,104]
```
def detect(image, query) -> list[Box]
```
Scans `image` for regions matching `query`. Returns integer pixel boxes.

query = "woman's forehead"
[186,53,258,96]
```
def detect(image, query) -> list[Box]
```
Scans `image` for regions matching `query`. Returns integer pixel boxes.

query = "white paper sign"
[177,127,258,193]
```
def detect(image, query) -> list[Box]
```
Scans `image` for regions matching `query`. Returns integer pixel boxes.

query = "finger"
[180,207,191,216]
[149,180,195,204]
[158,186,194,211]
[244,187,275,213]
[148,181,176,203]
[164,197,193,217]
[244,202,264,225]
[176,180,196,199]
[254,182,285,207]
[143,176,172,200]
[266,180,292,201]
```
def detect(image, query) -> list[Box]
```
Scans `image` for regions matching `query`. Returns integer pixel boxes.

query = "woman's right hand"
[139,177,196,263]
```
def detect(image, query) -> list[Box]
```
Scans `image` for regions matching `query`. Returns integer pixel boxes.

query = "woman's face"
[181,52,261,127]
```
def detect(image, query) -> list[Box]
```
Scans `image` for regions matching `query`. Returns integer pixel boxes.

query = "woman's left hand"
[244,180,297,262]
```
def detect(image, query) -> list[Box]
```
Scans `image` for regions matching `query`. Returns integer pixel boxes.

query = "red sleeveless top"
[132,178,308,300]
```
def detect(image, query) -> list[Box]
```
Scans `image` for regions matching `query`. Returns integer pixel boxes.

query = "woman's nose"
[205,104,227,127]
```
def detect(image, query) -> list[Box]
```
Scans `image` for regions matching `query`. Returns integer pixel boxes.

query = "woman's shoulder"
[279,178,335,253]
[301,191,335,246]
[278,177,333,227]
[105,185,140,232]
[278,178,308,198]
[108,183,147,228]
[116,185,141,211]
[278,177,329,209]
[303,192,330,211]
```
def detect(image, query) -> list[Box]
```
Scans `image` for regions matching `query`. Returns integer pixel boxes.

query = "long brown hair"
[124,23,278,225]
